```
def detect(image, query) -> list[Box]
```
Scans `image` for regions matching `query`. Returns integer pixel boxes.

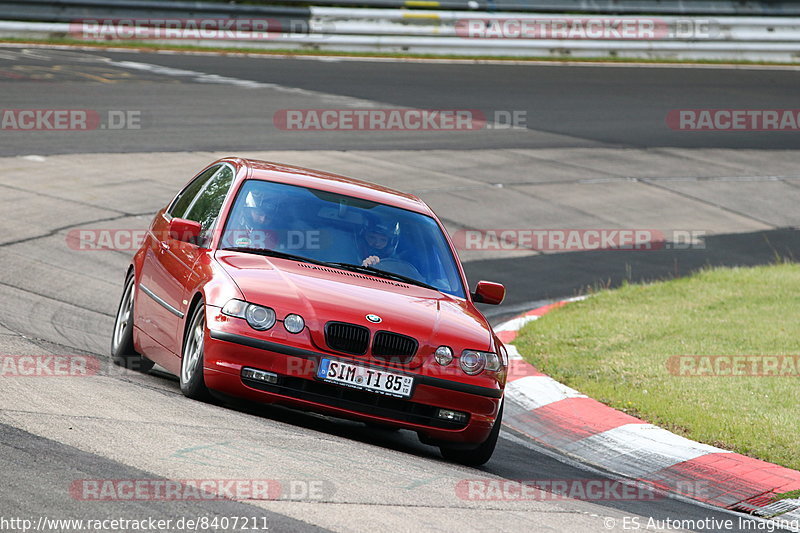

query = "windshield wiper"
[325,262,439,291]
[220,247,328,266]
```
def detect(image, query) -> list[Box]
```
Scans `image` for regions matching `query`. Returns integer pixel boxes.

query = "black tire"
[180,300,211,401]
[111,273,154,373]
[439,401,503,467]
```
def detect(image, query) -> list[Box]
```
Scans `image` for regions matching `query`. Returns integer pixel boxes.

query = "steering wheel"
[375,258,423,280]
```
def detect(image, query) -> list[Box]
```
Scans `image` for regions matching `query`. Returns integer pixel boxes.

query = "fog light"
[437,408,468,423]
[241,367,278,384]
[434,346,453,366]
[284,314,305,334]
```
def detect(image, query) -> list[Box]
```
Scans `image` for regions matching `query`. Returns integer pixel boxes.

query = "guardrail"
[1,2,799,61]
[312,8,800,41]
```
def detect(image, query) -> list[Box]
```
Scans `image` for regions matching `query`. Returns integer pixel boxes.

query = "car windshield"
[220,179,465,298]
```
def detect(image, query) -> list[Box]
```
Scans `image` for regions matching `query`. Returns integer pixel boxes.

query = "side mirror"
[473,281,505,305]
[169,218,202,244]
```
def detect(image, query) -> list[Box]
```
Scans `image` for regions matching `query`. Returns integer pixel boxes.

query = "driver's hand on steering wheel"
[362,255,381,267]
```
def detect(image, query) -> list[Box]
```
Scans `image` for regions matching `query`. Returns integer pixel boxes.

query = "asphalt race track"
[1,45,799,532]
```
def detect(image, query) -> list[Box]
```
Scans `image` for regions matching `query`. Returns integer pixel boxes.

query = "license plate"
[316,359,414,399]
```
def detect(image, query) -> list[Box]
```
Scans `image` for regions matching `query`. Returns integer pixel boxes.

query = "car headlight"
[246,305,276,330]
[460,350,486,375]
[222,299,276,331]
[460,350,502,375]
[283,313,305,334]
[435,346,453,366]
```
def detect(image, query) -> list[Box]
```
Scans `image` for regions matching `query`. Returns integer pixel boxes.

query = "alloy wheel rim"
[112,279,134,352]
[182,309,204,384]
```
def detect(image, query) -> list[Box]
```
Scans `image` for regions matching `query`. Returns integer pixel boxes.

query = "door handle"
[159,241,169,252]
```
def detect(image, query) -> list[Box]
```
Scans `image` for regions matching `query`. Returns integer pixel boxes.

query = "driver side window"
[184,166,235,233]
[168,165,220,219]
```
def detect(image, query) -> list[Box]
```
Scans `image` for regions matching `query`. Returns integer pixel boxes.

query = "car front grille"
[372,331,418,364]
[325,321,370,355]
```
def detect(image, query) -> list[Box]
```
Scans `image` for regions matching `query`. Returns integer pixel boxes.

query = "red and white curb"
[497,298,800,520]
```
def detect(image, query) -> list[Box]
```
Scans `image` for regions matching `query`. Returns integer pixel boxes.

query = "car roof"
[226,158,434,216]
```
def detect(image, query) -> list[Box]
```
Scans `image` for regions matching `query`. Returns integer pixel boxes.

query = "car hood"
[216,251,493,367]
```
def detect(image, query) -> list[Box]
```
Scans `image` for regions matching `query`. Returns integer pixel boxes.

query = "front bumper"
[203,326,502,445]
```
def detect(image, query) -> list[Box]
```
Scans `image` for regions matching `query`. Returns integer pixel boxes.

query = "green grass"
[514,263,800,471]
[775,489,800,501]
[3,37,800,65]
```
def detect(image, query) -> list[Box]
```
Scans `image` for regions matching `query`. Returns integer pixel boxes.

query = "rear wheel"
[111,273,154,373]
[180,301,211,401]
[439,401,503,467]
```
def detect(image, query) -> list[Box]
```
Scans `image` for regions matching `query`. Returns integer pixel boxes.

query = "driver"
[359,216,400,267]
[230,190,279,249]
[242,204,274,233]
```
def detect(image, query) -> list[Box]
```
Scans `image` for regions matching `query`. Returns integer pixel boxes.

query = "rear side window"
[168,165,220,219]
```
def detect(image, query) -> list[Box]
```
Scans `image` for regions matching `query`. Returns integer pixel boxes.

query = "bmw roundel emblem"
[366,314,382,323]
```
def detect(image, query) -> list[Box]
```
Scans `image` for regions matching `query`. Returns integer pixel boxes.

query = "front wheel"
[439,401,503,467]
[111,273,154,373]
[180,301,211,401]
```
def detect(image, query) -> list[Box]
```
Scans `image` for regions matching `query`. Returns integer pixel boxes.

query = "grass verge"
[513,263,800,471]
[775,489,800,501]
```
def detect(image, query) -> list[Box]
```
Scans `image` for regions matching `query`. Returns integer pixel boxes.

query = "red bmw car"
[112,157,508,465]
